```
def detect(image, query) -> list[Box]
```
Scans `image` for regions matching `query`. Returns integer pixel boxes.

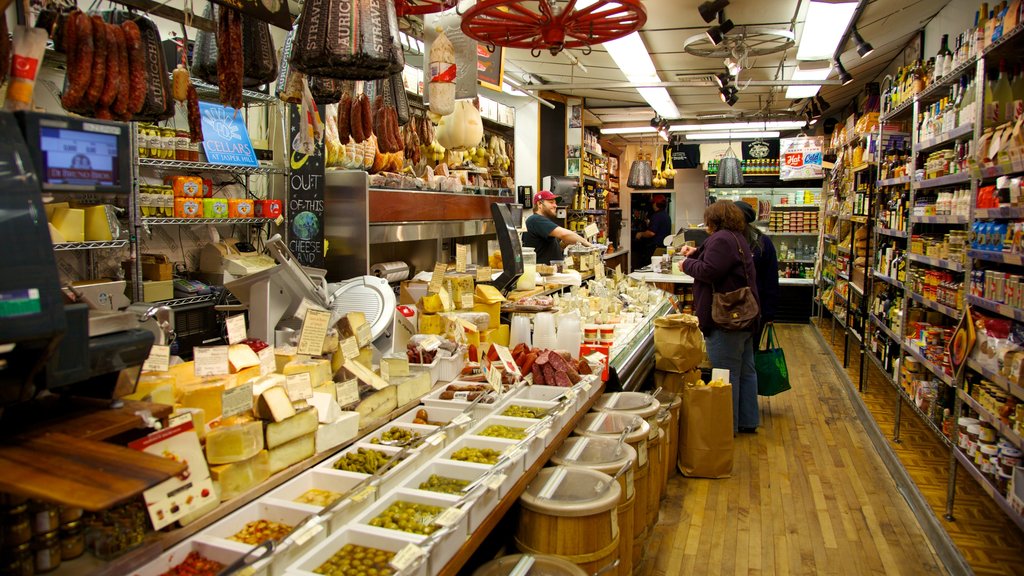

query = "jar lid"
[593,392,660,417]
[958,417,980,426]
[980,444,999,455]
[551,436,636,473]
[5,504,28,515]
[574,412,650,444]
[1001,447,1023,458]
[520,466,621,517]
[60,521,82,532]
[34,530,59,544]
[472,554,588,576]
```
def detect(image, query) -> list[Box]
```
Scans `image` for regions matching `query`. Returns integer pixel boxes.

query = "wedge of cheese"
[308,391,341,423]
[50,207,85,243]
[338,312,368,344]
[421,294,445,314]
[393,371,432,406]
[170,407,207,439]
[205,418,264,465]
[48,223,65,244]
[44,202,70,220]
[275,348,300,373]
[316,412,360,453]
[265,407,319,449]
[267,433,315,474]
[381,357,410,380]
[255,386,296,422]
[248,374,287,397]
[178,376,235,421]
[228,344,261,373]
[209,450,270,501]
[346,383,396,427]
[282,358,333,388]
[419,314,443,335]
[84,205,115,242]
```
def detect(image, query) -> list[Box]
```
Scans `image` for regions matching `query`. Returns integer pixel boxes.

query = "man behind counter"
[522,190,592,264]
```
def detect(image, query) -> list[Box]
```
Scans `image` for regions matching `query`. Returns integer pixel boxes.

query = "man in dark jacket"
[734,201,779,341]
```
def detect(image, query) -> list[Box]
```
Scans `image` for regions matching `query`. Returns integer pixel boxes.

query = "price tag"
[439,287,454,311]
[297,309,332,356]
[455,244,468,273]
[477,266,492,282]
[336,379,359,406]
[285,373,313,401]
[167,410,193,428]
[142,345,170,372]
[434,506,465,528]
[538,427,551,440]
[258,346,275,376]
[452,413,472,426]
[341,337,360,360]
[225,314,247,345]
[638,440,649,467]
[565,388,578,402]
[493,344,520,375]
[349,485,376,502]
[221,382,254,417]
[291,522,324,546]
[564,255,574,269]
[502,445,522,460]
[390,543,425,572]
[194,346,230,377]
[461,293,475,309]
[584,223,599,238]
[425,431,446,446]
[429,262,447,294]
[356,323,372,347]
[487,366,502,392]
[485,473,507,491]
[420,335,442,352]
[581,380,593,393]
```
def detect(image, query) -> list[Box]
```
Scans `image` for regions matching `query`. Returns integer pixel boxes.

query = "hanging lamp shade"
[460,0,647,55]
[627,152,653,189]
[716,147,744,186]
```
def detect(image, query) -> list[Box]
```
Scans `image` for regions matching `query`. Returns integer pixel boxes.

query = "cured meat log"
[120,20,145,116]
[60,11,92,110]
[216,5,243,110]
[83,15,107,109]
[186,84,203,143]
[337,92,351,143]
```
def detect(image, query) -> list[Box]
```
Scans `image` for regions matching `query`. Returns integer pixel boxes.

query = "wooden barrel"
[575,412,652,570]
[646,427,664,531]
[551,437,637,576]
[593,392,662,442]
[516,466,622,576]
[657,392,682,482]
[472,554,589,576]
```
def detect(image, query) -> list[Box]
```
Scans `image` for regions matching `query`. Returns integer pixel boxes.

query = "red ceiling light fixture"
[460,0,647,56]
[394,0,458,17]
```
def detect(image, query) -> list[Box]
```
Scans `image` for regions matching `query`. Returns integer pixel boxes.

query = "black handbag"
[711,233,759,331]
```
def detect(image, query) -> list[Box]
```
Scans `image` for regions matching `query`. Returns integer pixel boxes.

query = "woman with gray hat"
[734,200,779,342]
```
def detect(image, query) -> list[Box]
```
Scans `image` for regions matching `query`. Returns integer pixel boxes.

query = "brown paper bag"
[677,383,734,478]
[653,314,705,373]
[655,369,702,394]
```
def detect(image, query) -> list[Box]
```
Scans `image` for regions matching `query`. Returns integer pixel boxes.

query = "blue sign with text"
[199,102,258,167]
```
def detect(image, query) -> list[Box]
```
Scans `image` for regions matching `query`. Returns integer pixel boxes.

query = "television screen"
[39,126,120,188]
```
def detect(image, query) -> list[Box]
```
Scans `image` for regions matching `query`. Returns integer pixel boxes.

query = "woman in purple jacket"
[680,200,761,434]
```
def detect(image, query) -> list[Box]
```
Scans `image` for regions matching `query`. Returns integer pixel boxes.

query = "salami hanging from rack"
[291,0,402,81]
[216,5,244,109]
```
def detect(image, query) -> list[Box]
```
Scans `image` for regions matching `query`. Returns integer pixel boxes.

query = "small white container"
[204,500,317,572]
[421,382,504,411]
[400,460,499,531]
[265,469,368,511]
[439,435,526,477]
[364,421,444,456]
[472,415,546,458]
[129,538,244,576]
[315,442,423,493]
[353,488,468,572]
[284,525,428,576]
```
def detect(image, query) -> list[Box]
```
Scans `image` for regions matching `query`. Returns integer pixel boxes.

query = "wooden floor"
[641,323,947,576]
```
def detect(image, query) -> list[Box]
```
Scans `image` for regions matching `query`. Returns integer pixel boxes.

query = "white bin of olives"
[399,459,500,530]
[471,415,546,459]
[438,435,526,480]
[497,399,569,441]
[315,441,422,493]
[365,421,444,456]
[352,488,468,572]
[393,405,474,443]
[203,500,316,574]
[284,525,428,576]
[264,470,373,531]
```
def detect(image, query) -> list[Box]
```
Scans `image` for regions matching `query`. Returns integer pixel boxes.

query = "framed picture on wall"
[567,158,581,176]
[569,105,582,128]
[567,145,581,158]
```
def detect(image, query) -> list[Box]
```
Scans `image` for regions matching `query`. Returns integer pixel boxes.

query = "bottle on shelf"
[935,34,952,80]
[994,59,1013,126]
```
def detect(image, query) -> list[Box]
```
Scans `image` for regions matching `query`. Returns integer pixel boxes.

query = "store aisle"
[643,323,946,576]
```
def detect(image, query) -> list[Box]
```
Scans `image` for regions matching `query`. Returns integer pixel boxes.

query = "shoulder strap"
[711,231,753,292]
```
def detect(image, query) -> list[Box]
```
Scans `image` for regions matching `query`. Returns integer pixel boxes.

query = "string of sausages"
[336,91,401,152]
[60,10,145,121]
[216,5,243,110]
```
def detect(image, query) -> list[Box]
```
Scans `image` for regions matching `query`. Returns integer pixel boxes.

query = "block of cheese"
[265,407,319,449]
[178,376,235,422]
[48,223,65,244]
[135,372,177,397]
[210,450,270,501]
[267,433,315,474]
[393,371,431,406]
[343,383,396,426]
[255,386,296,422]
[330,349,344,374]
[84,205,115,241]
[282,358,333,388]
[337,312,368,342]
[475,284,506,303]
[421,294,444,314]
[316,412,360,453]
[228,344,260,372]
[419,314,442,335]
[381,357,410,380]
[206,418,264,465]
[444,273,474,310]
[481,325,510,347]
[355,346,373,370]
[275,348,300,373]
[312,381,336,403]
[50,207,85,243]
[248,373,286,397]
[44,202,70,220]
[473,302,500,329]
[308,391,340,423]
[171,407,207,439]
[322,330,340,355]
[168,361,202,389]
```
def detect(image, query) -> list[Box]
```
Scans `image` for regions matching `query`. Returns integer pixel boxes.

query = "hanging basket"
[627,152,653,189]
[716,147,745,186]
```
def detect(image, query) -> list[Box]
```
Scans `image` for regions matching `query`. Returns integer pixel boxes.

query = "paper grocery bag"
[653,314,705,373]
[678,383,734,478]
[655,369,702,394]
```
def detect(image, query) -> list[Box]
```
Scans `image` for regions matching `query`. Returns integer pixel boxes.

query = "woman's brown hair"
[704,200,747,233]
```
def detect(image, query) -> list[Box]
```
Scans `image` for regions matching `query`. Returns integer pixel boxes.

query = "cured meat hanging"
[216,5,243,110]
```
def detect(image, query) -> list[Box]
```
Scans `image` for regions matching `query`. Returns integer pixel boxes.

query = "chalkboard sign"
[287,105,326,268]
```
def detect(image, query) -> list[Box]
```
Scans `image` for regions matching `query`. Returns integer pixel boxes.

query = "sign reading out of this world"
[198,101,259,168]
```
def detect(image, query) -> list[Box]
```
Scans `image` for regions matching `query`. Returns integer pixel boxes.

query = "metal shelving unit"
[52,240,130,251]
[141,217,275,226]
[138,158,285,175]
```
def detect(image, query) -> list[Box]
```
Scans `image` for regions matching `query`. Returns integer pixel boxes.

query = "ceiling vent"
[673,73,720,85]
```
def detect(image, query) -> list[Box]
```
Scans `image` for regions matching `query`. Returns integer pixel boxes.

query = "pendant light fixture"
[835,57,854,85]
[852,27,874,57]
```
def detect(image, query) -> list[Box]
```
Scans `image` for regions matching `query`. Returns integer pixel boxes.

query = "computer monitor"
[490,202,523,294]
[541,175,579,206]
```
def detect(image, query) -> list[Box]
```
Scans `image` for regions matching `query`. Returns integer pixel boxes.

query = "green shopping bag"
[755,324,791,396]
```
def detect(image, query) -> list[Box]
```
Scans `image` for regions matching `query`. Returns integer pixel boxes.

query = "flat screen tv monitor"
[490,202,523,293]
[15,111,132,194]
[542,175,579,206]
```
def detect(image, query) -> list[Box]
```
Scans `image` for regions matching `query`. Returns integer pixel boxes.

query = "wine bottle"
[937,34,952,79]
[995,59,1013,125]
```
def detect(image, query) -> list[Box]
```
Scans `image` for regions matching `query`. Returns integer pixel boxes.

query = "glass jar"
[58,521,83,561]
[2,504,32,546]
[147,126,161,159]
[162,128,177,159]
[31,531,60,573]
[175,131,190,161]
[517,247,537,290]
[0,494,28,508]
[189,139,201,162]
[1,542,33,576]
[28,503,58,537]
[57,507,81,525]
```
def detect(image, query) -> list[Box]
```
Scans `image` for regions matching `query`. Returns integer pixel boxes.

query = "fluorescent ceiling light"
[685,131,781,140]
[600,29,680,119]
[601,126,658,135]
[785,61,833,99]
[670,121,805,132]
[796,1,857,61]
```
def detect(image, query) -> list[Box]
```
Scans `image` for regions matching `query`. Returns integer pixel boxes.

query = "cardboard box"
[142,280,174,302]
[142,253,174,281]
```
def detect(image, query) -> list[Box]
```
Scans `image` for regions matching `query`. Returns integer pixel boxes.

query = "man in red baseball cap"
[523,190,592,264]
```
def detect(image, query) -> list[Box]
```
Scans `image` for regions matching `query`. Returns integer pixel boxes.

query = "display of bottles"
[875,244,904,279]
[880,145,912,180]
[934,34,953,80]
[705,158,779,175]
[880,187,909,231]
[854,183,871,216]
[993,60,1013,126]
[917,77,978,141]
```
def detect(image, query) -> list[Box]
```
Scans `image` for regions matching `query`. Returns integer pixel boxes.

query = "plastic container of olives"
[394,404,481,438]
[284,525,428,576]
[472,415,546,458]
[400,460,499,529]
[366,422,444,455]
[204,500,315,572]
[315,442,422,493]
[352,488,467,571]
[499,398,569,431]
[129,537,246,576]
[264,470,370,529]
[439,435,526,477]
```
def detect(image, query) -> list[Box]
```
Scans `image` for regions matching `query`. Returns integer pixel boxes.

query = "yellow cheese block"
[50,207,85,243]
[267,433,315,474]
[491,324,510,347]
[206,418,264,465]
[265,407,319,449]
[178,375,235,421]
[282,359,332,388]
[44,202,69,220]
[316,412,360,453]
[330,349,344,374]
[135,373,177,397]
[394,371,431,406]
[421,293,444,314]
[247,373,286,397]
[167,361,202,388]
[255,386,296,422]
[381,357,410,380]
[171,407,207,439]
[234,365,261,385]
[210,450,271,501]
[48,223,65,244]
[338,312,368,343]
[83,205,114,241]
[355,346,373,370]
[228,344,260,373]
[275,348,300,373]
[475,284,506,303]
[419,314,443,335]
[473,302,501,329]
[322,330,340,355]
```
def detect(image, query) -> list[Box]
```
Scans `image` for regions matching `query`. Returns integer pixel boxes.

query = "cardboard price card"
[297,308,332,356]
[128,421,216,530]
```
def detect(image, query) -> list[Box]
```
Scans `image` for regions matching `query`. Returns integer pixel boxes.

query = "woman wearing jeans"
[680,200,761,434]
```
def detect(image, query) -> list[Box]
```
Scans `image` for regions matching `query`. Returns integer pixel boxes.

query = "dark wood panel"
[369,190,511,223]
[34,399,173,441]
